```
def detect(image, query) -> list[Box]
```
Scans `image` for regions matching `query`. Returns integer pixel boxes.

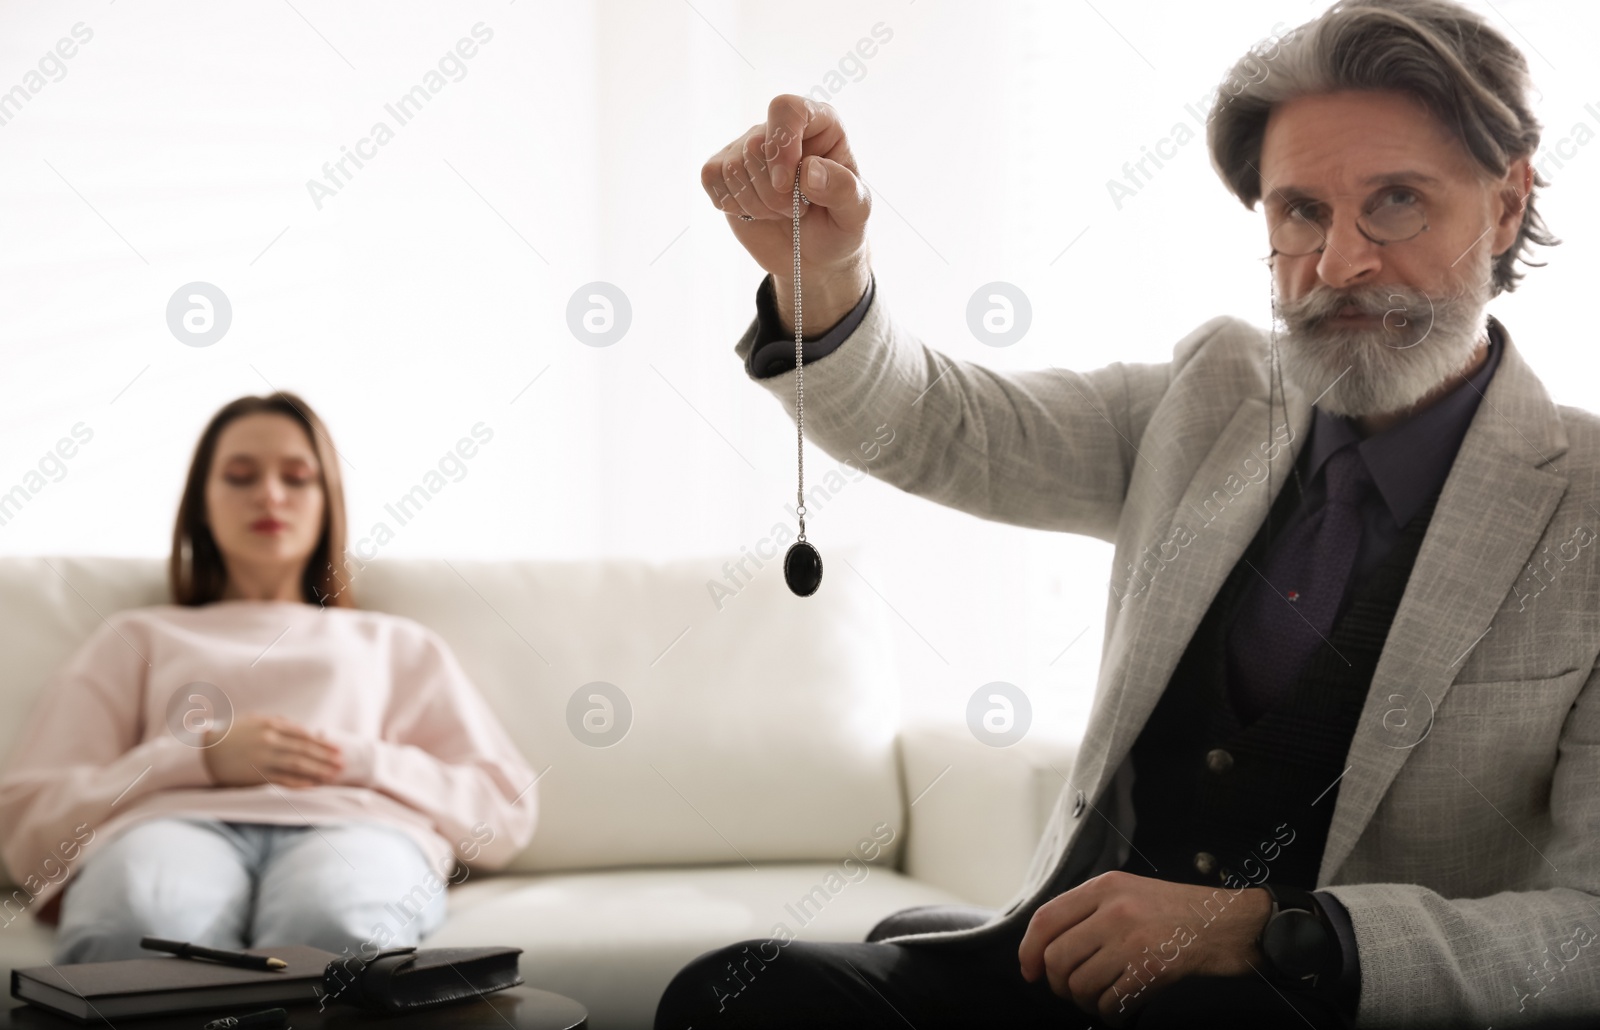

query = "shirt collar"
[1303,315,1506,527]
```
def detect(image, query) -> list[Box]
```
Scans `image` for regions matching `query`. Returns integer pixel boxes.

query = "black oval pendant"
[784,540,823,597]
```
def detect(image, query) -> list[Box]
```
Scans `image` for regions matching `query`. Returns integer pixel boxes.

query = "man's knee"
[655,938,801,1030]
[1133,974,1350,1030]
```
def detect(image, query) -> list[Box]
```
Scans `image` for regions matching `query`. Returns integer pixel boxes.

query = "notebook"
[10,945,341,1023]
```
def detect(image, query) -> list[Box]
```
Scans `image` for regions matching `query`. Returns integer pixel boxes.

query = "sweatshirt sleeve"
[323,622,539,871]
[0,615,213,888]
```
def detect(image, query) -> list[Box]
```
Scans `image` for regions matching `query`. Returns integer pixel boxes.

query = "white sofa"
[0,548,1077,1029]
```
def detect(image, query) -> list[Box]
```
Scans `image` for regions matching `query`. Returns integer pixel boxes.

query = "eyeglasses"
[1267,189,1429,257]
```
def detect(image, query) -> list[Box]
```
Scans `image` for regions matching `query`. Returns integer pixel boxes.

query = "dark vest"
[1117,468,1439,890]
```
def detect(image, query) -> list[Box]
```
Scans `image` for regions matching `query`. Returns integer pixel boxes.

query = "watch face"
[1262,910,1331,979]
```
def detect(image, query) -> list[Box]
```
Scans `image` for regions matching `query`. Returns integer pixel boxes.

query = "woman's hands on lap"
[203,713,344,788]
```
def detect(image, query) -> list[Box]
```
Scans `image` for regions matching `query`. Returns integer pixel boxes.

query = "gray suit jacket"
[737,287,1600,1027]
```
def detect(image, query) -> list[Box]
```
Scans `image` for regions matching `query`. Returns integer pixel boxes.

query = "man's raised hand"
[700,94,873,334]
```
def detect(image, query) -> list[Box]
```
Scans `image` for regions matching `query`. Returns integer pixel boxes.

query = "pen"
[200,1006,289,1029]
[140,936,287,972]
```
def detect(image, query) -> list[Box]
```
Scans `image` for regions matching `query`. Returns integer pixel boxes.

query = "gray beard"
[1273,253,1492,419]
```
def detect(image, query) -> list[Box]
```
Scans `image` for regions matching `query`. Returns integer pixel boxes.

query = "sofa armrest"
[895,722,1081,908]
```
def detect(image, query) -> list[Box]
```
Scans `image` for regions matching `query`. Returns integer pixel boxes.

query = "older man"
[659,0,1597,1027]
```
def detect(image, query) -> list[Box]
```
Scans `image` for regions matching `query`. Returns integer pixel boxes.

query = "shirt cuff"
[746,272,874,379]
[1312,889,1361,1016]
[316,728,376,788]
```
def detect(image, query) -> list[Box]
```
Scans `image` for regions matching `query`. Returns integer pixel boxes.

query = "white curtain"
[1,0,1593,734]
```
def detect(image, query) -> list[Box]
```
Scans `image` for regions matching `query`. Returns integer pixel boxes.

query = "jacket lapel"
[1317,328,1569,882]
[1080,368,1315,805]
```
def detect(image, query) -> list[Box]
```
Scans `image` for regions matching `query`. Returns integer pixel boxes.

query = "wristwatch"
[1255,881,1340,989]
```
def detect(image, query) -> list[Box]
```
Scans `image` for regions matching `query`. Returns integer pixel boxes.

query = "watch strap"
[1263,880,1320,919]
[1256,881,1338,988]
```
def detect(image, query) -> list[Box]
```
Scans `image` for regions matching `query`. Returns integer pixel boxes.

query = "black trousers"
[653,920,1353,1030]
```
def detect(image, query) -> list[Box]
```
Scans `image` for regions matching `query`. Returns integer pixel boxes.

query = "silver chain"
[792,164,807,543]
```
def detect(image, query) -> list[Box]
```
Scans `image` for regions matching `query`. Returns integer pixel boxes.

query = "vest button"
[1205,748,1234,773]
[1072,790,1086,818]
[1193,851,1216,876]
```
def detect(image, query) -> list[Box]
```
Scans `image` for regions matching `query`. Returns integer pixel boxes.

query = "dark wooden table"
[2,986,586,1029]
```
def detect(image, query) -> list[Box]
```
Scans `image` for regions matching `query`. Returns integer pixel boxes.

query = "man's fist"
[701,94,873,334]
[1017,870,1273,1026]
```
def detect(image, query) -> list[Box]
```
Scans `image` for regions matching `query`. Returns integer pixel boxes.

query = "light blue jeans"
[53,818,449,964]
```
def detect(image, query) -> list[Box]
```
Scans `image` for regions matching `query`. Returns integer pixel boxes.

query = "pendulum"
[783,163,823,597]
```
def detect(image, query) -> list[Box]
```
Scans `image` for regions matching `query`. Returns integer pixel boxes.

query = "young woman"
[0,393,539,963]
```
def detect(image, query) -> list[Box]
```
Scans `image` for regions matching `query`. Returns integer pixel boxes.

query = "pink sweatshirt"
[0,600,539,925]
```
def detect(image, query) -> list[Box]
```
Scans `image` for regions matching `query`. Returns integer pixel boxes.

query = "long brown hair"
[169,392,357,608]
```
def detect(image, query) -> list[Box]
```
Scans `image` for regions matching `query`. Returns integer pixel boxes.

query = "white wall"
[1,0,1595,743]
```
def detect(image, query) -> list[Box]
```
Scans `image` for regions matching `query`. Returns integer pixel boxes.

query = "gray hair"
[1208,0,1558,295]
